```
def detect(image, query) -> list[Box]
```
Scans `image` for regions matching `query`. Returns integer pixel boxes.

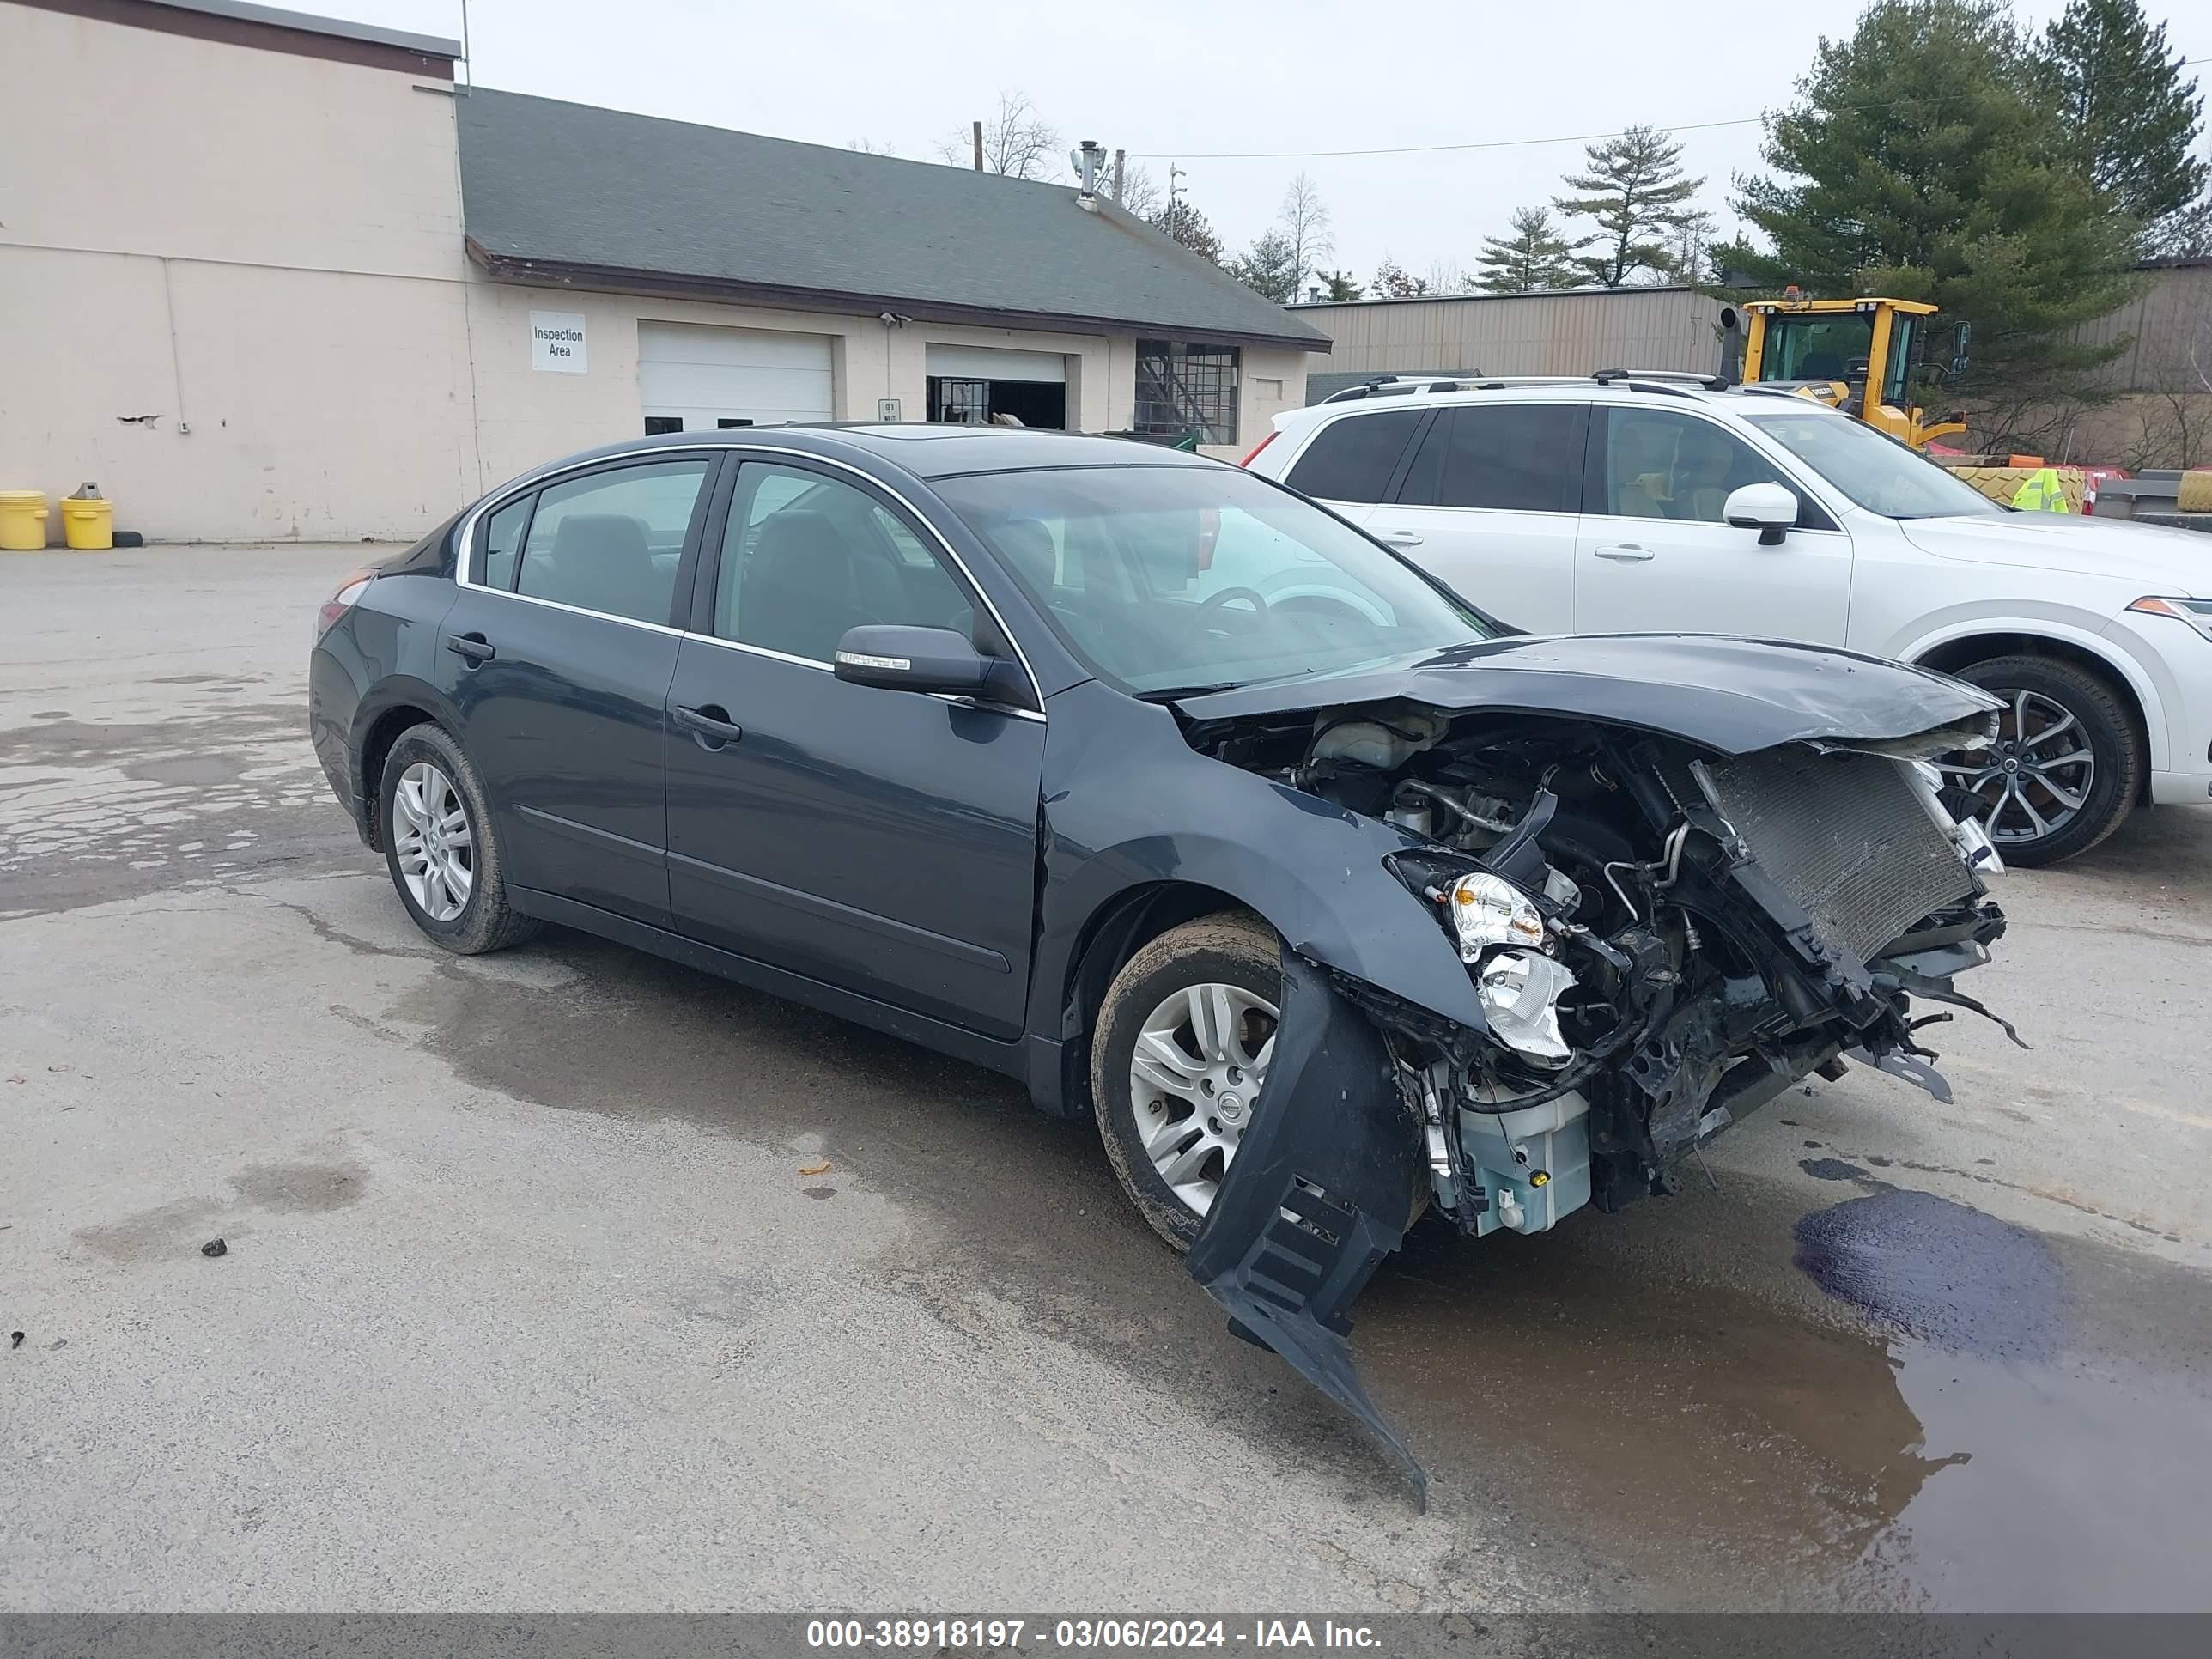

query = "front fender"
[1892,611,2168,772]
[1034,683,1480,1031]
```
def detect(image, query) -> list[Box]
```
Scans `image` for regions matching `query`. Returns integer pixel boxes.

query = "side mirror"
[834,623,1028,706]
[1723,483,1799,546]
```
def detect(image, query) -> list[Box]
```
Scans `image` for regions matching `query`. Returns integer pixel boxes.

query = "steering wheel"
[1189,585,1271,635]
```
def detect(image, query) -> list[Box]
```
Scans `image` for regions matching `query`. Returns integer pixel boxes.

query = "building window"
[929,377,992,423]
[1134,340,1240,445]
[644,416,683,435]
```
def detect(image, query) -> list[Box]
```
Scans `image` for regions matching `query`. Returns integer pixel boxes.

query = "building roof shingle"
[458,89,1327,351]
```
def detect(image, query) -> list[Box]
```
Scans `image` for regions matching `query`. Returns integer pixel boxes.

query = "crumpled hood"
[1172,633,2001,755]
[1900,512,2210,590]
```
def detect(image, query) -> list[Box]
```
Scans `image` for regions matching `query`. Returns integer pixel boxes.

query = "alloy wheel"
[392,761,475,922]
[1940,689,2096,846]
[1126,981,1279,1216]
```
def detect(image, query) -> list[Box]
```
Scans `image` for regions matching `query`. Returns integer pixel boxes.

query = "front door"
[663,457,1045,1038]
[1358,403,1588,634]
[437,454,716,925]
[1572,407,1853,644]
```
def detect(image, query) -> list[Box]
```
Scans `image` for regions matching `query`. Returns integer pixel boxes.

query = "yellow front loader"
[1739,293,1969,449]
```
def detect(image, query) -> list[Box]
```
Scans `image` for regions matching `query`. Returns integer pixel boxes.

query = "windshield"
[1740,409,2002,520]
[933,465,1493,696]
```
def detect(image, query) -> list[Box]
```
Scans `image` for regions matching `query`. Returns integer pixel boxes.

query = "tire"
[1093,911,1282,1253]
[1948,654,2142,866]
[377,721,542,954]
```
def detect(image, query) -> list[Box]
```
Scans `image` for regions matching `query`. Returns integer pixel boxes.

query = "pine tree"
[2039,0,2209,254]
[1716,0,2140,421]
[1473,207,1582,293]
[1371,256,1431,298]
[1150,198,1224,265]
[1553,125,1705,287]
[1317,270,1365,301]
[1229,228,1301,302]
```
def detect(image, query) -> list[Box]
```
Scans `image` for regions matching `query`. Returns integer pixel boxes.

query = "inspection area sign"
[530,311,588,373]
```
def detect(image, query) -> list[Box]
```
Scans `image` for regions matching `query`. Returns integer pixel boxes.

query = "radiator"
[1698,748,1975,963]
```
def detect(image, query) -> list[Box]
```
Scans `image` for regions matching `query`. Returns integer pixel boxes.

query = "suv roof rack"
[1592,368,1734,391]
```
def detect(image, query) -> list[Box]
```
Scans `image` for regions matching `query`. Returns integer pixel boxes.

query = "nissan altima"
[310,425,2017,1498]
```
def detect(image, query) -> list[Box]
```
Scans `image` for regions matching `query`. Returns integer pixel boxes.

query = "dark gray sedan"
[310,424,2014,1498]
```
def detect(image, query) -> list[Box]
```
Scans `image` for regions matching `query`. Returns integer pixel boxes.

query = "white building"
[1,0,1326,542]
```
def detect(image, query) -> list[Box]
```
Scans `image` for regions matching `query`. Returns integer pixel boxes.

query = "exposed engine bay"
[1176,693,2016,1505]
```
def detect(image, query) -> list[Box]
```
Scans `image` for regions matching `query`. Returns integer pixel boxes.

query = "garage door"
[637,322,834,431]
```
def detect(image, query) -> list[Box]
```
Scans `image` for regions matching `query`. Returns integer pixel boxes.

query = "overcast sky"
[342,0,2211,285]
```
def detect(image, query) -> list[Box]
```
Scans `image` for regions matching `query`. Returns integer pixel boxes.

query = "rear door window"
[1283,410,1425,503]
[1396,404,1587,513]
[514,459,712,625]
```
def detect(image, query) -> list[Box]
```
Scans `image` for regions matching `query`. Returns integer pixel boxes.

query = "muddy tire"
[378,722,541,955]
[1948,655,2141,867]
[1093,911,1283,1253]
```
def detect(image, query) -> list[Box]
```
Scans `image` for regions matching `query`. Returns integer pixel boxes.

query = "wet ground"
[3,544,2209,1611]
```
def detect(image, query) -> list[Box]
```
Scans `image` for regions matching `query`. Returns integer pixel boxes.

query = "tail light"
[316,568,377,639]
[1237,429,1279,468]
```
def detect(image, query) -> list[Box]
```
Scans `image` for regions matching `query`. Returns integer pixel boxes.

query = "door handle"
[673,702,744,749]
[1592,544,1655,562]
[1378,531,1425,548]
[446,633,496,663]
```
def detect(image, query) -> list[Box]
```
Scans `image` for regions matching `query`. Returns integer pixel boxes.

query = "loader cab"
[1740,295,1966,449]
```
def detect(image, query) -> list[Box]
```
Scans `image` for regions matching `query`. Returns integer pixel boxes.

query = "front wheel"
[379,722,541,954]
[1092,912,1282,1253]
[1942,655,2142,866]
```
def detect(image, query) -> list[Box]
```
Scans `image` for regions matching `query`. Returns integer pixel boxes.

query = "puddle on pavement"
[385,921,2212,1611]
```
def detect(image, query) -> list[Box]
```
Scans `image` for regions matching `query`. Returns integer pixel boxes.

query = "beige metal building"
[1294,287,1731,399]
[1,0,1323,542]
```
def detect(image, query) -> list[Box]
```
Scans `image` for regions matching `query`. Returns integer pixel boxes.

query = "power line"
[1127,58,2212,162]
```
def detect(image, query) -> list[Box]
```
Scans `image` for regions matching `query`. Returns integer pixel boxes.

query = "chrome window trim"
[457,441,1047,716]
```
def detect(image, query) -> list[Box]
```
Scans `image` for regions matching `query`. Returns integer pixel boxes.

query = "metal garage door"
[637,322,834,431]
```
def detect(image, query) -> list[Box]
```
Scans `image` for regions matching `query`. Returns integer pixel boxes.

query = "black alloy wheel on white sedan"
[1942,655,2143,866]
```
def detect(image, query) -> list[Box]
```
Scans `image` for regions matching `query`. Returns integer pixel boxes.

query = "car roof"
[1278,379,1822,428]
[529,422,1221,485]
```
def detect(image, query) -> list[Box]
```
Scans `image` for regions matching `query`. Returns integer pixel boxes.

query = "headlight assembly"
[2127,596,2212,642]
[1444,872,1546,961]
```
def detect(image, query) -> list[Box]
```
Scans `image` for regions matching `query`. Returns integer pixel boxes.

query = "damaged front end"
[1180,680,2016,1504]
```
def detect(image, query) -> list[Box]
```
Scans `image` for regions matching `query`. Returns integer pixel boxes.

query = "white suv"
[1244,374,2212,864]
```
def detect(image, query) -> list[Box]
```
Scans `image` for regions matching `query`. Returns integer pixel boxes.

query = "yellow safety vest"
[2011,468,2073,513]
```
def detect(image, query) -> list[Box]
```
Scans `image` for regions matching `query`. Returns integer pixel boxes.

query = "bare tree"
[938,91,1059,179]
[846,138,898,156]
[1279,172,1334,295]
[1115,159,1163,217]
[1426,258,1468,294]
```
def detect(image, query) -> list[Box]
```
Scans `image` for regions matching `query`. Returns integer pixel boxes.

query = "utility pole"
[1169,163,1187,210]
[971,119,984,172]
[1111,148,1125,204]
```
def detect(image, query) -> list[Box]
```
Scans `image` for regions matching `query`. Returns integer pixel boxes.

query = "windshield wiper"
[1132,682,1245,703]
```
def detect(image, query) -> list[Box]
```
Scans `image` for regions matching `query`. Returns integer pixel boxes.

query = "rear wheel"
[1092,913,1282,1253]
[379,722,541,954]
[1942,655,2141,866]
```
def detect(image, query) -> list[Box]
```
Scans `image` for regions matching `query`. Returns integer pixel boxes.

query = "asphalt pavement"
[3,544,2209,1613]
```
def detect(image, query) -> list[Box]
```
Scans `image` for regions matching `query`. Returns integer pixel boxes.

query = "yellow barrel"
[60,495,114,550]
[0,490,48,550]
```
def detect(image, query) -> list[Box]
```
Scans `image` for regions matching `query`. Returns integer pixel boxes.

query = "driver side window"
[714,463,973,662]
[1592,410,1832,530]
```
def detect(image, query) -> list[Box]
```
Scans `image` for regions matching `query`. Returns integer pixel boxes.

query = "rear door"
[661,457,1045,1038]
[436,453,717,925]
[1279,406,1426,532]
[1572,407,1852,642]
[1359,403,1587,633]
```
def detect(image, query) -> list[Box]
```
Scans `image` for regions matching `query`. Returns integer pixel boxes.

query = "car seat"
[738,509,879,661]
[546,514,670,619]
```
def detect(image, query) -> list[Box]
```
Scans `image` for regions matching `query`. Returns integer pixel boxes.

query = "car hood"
[1170,634,2001,755]
[1899,512,2209,591]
